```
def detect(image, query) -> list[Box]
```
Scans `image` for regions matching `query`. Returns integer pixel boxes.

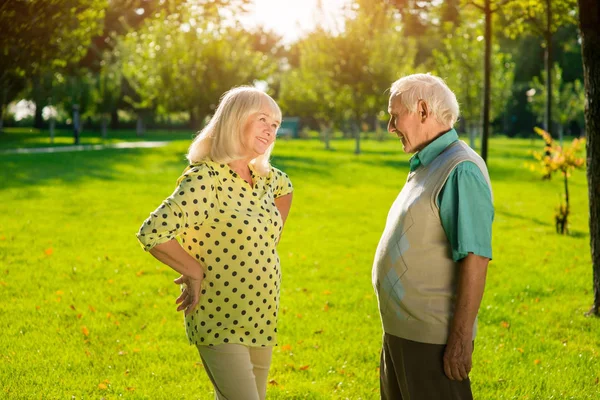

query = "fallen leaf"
[323,290,332,295]
[44,248,54,256]
[517,348,524,354]
[56,290,64,295]
[296,314,302,318]
[98,383,108,390]
[136,270,145,277]
[118,351,128,356]
[88,305,96,312]
[106,312,112,319]
[281,344,292,351]
[299,365,310,371]
[126,387,135,391]
[534,359,541,365]
[500,321,510,329]
[0,281,6,287]
[0,236,5,240]
[268,379,279,386]
[77,313,83,319]
[82,326,90,337]
[314,329,323,334]
[323,304,330,312]
[35,305,40,310]
[595,377,599,385]
[70,305,76,311]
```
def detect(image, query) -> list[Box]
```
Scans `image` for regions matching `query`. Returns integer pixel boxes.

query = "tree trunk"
[101,117,108,139]
[0,84,6,134]
[481,0,491,163]
[34,102,44,129]
[49,118,55,143]
[578,0,600,316]
[469,122,476,149]
[558,124,564,146]
[136,113,144,137]
[110,108,120,130]
[72,104,80,145]
[544,0,553,138]
[320,122,331,150]
[354,119,361,155]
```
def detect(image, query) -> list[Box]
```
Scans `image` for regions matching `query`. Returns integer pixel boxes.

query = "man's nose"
[387,118,395,133]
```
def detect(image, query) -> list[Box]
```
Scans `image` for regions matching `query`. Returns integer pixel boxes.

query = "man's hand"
[443,332,473,381]
[174,274,203,316]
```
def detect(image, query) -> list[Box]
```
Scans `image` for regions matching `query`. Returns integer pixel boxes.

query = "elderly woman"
[136,87,293,400]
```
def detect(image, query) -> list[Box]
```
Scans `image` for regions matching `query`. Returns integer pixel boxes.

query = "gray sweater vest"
[372,140,492,344]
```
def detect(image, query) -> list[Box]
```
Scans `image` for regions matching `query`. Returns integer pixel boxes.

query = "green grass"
[0,132,598,399]
[0,127,195,150]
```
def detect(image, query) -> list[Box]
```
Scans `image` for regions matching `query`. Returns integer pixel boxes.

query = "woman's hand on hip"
[174,273,203,316]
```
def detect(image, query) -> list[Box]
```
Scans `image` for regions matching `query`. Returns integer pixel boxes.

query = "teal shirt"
[409,129,494,262]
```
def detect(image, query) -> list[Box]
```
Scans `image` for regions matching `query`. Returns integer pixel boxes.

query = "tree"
[278,30,348,150]
[528,63,585,144]
[502,0,578,139]
[432,18,514,149]
[118,2,268,131]
[330,0,416,154]
[577,0,600,316]
[0,0,106,129]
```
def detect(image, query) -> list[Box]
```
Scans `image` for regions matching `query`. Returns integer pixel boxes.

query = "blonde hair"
[186,86,282,176]
[390,73,459,127]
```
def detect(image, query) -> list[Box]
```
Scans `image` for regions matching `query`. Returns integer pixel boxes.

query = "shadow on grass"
[0,145,187,191]
[495,207,553,227]
[270,154,334,180]
[0,128,195,150]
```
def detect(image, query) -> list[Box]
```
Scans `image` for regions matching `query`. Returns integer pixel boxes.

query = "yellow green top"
[136,160,293,347]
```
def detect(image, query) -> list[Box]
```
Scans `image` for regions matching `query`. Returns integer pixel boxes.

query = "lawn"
[0,131,598,399]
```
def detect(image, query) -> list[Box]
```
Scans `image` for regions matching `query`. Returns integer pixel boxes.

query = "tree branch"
[466,0,485,12]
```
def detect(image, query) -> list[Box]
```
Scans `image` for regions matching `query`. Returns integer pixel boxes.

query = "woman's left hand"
[174,274,203,316]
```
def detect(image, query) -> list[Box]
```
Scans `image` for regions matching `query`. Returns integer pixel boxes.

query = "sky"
[239,0,349,44]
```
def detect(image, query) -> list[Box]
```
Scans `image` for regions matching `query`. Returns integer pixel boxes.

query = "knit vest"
[372,140,492,344]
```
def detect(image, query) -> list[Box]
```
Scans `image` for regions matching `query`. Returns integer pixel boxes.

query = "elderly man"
[372,73,494,400]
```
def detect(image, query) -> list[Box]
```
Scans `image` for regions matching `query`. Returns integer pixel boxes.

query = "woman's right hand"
[174,272,203,316]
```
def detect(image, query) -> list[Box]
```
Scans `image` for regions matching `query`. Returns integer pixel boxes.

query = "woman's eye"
[260,117,266,122]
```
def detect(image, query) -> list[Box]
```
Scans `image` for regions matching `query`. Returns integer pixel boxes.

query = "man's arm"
[443,253,489,381]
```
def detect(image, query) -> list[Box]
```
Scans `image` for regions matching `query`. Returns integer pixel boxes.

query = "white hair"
[390,73,459,127]
[186,86,282,176]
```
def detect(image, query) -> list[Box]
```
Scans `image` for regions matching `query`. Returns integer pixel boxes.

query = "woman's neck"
[228,158,253,185]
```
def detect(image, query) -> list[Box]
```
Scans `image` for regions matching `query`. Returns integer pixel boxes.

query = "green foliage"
[502,0,578,39]
[528,64,585,131]
[117,2,272,125]
[432,20,515,131]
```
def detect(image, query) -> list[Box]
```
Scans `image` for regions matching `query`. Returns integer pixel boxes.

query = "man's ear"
[418,100,429,122]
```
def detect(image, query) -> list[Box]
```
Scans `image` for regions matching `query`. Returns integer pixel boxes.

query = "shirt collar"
[409,128,459,172]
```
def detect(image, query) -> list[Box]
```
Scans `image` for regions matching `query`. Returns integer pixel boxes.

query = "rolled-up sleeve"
[438,161,494,262]
[136,165,214,251]
[271,167,293,198]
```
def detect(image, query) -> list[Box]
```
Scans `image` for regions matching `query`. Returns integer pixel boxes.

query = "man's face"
[387,95,427,154]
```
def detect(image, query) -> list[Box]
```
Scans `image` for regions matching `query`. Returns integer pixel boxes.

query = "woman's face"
[241,102,280,159]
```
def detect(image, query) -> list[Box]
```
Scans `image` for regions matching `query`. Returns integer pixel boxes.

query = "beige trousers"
[197,344,273,400]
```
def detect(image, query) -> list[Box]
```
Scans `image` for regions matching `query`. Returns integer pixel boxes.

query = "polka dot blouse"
[136,160,293,347]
